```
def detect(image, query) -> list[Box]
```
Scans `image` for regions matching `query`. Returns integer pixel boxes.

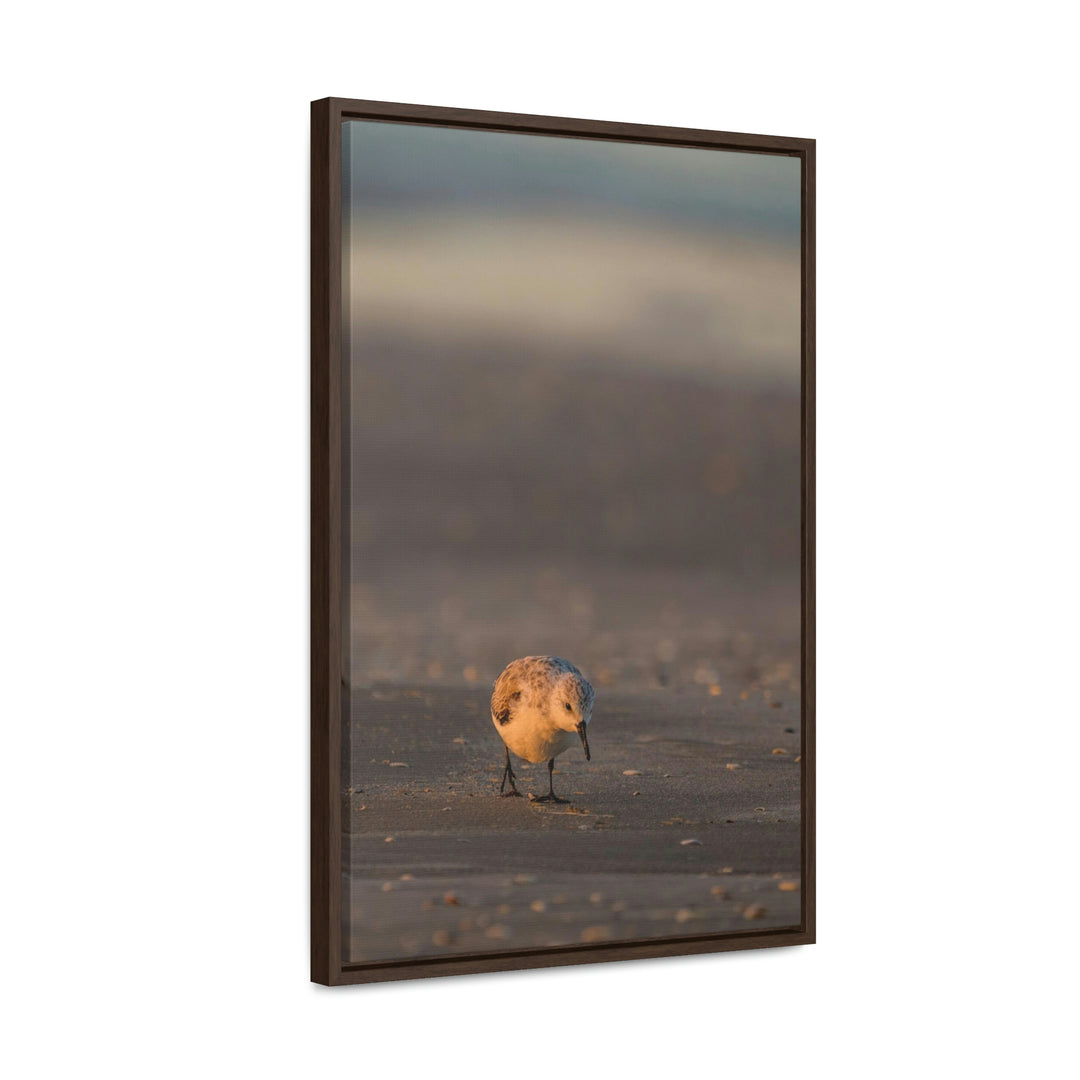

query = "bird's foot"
[500,789,523,798]
[530,794,569,804]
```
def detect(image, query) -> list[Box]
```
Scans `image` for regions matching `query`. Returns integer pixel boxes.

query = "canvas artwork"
[312,99,814,983]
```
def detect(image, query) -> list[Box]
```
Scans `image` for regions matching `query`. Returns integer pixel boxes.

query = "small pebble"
[513,874,537,885]
[589,892,603,904]
[529,899,547,913]
[754,807,767,812]
[443,892,459,906]
[675,908,695,923]
[725,763,740,770]
[580,926,611,943]
[778,881,799,892]
[633,791,641,796]
[380,882,393,892]
[771,748,788,755]
[431,930,451,946]
[721,866,734,873]
[622,769,642,776]
[384,836,394,843]
[708,684,722,696]
[610,901,626,913]
[680,838,703,846]
[388,762,409,767]
[711,886,727,899]
[484,924,507,940]
[399,873,413,881]
[496,903,511,915]
[743,904,767,919]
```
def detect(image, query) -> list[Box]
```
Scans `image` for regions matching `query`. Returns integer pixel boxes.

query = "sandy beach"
[342,316,804,966]
[345,677,801,964]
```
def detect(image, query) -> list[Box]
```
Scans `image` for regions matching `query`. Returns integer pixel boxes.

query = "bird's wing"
[491,665,522,726]
[582,677,596,714]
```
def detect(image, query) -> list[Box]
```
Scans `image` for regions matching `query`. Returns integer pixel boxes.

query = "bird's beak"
[577,721,590,761]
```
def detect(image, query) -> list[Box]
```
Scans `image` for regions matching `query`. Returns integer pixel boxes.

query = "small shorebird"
[490,656,594,802]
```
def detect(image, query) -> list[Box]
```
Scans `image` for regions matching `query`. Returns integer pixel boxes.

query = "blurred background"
[344,120,802,692]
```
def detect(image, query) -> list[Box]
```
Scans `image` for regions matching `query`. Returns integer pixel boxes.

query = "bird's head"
[553,673,595,761]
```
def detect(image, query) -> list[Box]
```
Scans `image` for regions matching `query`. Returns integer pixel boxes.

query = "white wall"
[2,3,1075,1077]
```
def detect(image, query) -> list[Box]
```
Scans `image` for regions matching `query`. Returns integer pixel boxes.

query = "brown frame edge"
[311,97,815,986]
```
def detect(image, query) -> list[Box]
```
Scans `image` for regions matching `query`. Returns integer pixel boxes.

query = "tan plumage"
[490,656,594,801]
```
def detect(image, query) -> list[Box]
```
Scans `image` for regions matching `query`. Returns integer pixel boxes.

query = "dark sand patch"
[345,685,801,964]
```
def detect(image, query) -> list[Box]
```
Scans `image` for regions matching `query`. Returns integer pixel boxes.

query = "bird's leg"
[499,746,521,797]
[532,758,569,804]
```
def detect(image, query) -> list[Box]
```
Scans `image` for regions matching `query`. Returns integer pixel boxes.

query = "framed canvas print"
[311,97,815,986]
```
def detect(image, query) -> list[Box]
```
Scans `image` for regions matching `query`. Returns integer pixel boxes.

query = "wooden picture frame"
[312,97,815,986]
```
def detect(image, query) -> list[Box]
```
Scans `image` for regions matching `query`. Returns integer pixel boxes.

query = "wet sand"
[345,683,801,964]
[342,341,804,966]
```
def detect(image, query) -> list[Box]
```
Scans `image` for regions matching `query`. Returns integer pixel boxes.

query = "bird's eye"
[565,703,572,711]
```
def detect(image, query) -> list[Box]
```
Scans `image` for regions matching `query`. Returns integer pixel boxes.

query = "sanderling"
[490,656,594,802]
